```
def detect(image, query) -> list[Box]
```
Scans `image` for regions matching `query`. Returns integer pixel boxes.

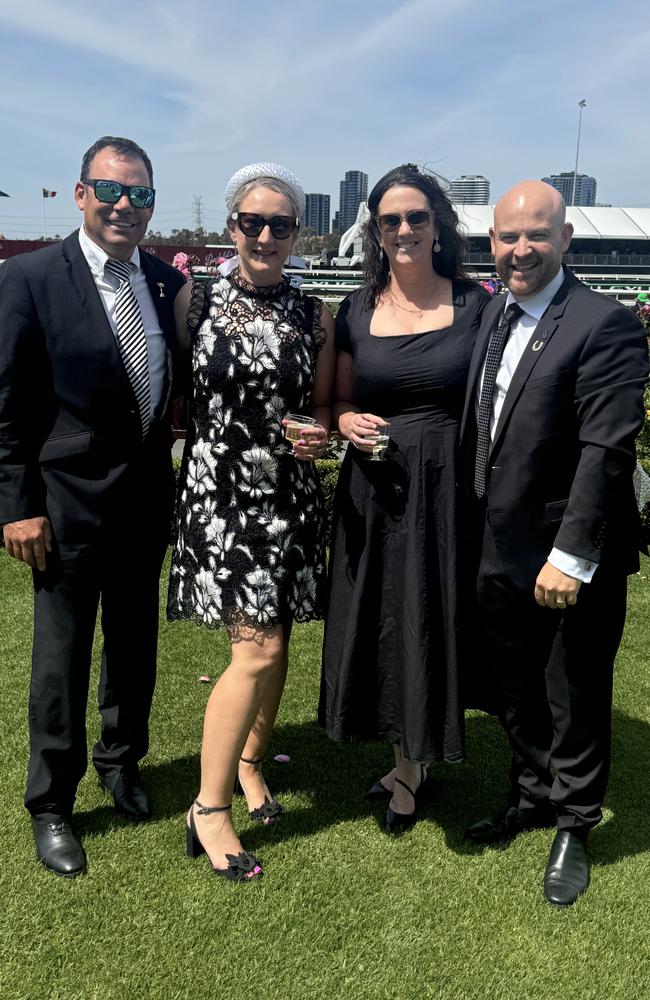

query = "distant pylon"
[192,195,203,230]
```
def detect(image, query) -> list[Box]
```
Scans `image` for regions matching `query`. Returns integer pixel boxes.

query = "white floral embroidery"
[241,567,277,625]
[194,568,222,625]
[238,445,277,499]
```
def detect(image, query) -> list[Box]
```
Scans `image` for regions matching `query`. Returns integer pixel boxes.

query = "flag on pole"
[0,190,9,197]
[42,189,57,198]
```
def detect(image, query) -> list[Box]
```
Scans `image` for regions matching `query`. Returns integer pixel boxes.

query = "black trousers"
[476,515,627,832]
[25,529,167,820]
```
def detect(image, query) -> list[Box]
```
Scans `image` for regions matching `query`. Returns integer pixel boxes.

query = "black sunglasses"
[376,210,432,234]
[83,178,155,210]
[231,212,298,240]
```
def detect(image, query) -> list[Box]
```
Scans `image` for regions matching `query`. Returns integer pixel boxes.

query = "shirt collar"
[505,266,565,321]
[78,225,140,278]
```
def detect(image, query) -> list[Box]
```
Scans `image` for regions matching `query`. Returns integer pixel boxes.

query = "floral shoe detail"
[218,851,263,882]
[235,755,283,824]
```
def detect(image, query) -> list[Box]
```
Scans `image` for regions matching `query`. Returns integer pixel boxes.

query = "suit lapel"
[140,249,176,419]
[460,296,503,441]
[489,271,578,457]
[140,250,175,346]
[61,233,119,364]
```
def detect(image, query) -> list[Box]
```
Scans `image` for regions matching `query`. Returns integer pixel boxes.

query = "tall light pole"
[571,99,587,206]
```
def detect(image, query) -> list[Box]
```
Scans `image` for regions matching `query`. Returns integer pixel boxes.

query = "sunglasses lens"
[238,213,264,237]
[378,214,401,233]
[130,186,154,209]
[94,181,122,204]
[407,211,430,228]
[269,217,294,239]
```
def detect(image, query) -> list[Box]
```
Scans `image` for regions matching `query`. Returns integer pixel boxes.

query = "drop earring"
[433,238,441,253]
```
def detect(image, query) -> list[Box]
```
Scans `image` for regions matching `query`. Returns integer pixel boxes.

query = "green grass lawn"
[1,550,649,1000]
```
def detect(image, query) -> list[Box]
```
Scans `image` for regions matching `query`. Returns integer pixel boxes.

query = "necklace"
[387,286,437,319]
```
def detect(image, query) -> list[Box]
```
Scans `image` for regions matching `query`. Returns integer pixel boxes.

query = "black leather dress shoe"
[544,830,589,906]
[464,804,556,844]
[98,773,152,821]
[31,817,86,878]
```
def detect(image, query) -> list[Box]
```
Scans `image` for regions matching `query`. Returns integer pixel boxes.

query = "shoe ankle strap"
[239,755,264,766]
[194,799,232,815]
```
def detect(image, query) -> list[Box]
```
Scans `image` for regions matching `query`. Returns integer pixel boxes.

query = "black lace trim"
[166,608,325,632]
[187,279,209,337]
[312,298,328,351]
[228,269,289,299]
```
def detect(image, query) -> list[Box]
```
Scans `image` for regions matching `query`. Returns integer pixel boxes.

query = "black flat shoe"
[464,803,556,844]
[31,816,86,878]
[98,772,152,822]
[544,830,589,906]
[186,801,263,882]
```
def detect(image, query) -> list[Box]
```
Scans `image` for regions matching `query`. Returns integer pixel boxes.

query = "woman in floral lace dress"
[168,163,334,880]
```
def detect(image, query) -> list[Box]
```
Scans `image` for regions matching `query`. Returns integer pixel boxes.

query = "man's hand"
[534,562,581,610]
[3,517,53,571]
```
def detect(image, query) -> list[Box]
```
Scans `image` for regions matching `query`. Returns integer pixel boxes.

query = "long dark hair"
[363,164,468,308]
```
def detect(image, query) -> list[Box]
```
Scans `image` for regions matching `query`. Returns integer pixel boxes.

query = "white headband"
[224,161,306,218]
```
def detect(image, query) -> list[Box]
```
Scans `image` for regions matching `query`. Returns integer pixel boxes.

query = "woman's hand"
[285,422,329,462]
[338,411,384,453]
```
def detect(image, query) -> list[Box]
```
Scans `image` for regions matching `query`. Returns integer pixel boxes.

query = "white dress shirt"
[78,226,167,422]
[478,267,597,583]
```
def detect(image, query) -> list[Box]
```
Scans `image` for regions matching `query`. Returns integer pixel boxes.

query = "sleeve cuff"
[548,547,598,584]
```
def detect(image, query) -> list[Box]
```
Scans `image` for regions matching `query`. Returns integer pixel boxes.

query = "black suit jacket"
[460,268,648,592]
[0,231,185,543]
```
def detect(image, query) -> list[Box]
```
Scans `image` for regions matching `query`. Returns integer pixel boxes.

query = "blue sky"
[1,0,648,239]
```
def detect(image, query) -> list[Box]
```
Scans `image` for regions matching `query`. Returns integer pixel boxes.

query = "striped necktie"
[474,302,522,498]
[105,258,151,441]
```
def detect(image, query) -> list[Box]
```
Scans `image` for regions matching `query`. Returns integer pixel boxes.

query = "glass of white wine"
[283,413,316,445]
[366,420,391,461]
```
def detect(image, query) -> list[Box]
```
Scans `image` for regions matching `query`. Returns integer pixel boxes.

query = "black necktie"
[474,302,522,498]
[105,259,151,440]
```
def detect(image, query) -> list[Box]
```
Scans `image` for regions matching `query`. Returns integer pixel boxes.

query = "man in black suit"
[461,181,647,905]
[0,136,185,876]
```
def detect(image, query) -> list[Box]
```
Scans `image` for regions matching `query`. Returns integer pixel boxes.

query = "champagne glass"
[366,420,391,461]
[283,413,315,444]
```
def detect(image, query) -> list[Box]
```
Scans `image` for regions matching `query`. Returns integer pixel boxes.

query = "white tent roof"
[456,204,650,240]
[337,203,650,258]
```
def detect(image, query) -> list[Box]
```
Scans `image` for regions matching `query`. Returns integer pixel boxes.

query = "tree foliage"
[144,227,234,246]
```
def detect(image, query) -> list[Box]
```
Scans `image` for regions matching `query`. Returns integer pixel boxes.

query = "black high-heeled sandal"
[383,765,433,836]
[235,756,284,824]
[186,800,263,881]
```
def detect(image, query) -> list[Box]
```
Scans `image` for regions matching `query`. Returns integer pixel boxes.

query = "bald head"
[490,180,573,298]
[496,180,566,229]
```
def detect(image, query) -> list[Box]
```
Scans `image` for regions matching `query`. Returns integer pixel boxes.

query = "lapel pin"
[532,340,544,352]
[157,282,166,298]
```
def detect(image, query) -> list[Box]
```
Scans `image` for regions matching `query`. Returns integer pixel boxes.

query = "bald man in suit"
[460,181,647,905]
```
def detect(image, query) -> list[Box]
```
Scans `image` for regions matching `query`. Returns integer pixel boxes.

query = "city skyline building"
[542,171,597,206]
[449,174,490,204]
[302,193,330,235]
[338,170,368,233]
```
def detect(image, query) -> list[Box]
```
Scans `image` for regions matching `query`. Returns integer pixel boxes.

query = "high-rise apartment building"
[338,170,368,232]
[302,193,330,235]
[448,175,490,204]
[542,172,597,206]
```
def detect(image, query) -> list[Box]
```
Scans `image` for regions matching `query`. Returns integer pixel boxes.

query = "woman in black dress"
[169,163,335,879]
[320,164,488,833]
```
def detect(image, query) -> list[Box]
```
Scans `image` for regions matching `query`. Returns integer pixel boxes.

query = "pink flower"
[172,252,191,278]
